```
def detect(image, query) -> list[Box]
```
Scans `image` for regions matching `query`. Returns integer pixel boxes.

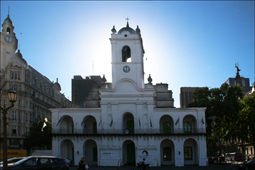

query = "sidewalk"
[69,164,238,170]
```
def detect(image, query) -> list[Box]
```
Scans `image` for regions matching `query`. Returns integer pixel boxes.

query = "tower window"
[7,27,10,34]
[122,46,131,62]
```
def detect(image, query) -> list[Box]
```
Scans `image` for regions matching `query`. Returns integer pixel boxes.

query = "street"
[69,164,239,170]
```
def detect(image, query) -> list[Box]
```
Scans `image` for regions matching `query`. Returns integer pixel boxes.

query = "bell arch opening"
[122,46,131,62]
[7,27,10,34]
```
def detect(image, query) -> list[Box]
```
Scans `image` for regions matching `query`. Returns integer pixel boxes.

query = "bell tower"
[110,22,145,89]
[0,14,18,70]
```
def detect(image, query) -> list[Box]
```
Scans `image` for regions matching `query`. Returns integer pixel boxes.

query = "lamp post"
[1,89,17,170]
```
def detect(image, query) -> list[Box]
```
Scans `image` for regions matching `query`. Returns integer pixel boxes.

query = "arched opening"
[160,139,175,166]
[7,27,10,34]
[84,139,97,165]
[61,139,74,164]
[123,113,134,134]
[122,46,131,62]
[182,115,197,133]
[82,116,97,134]
[61,116,74,134]
[183,138,198,165]
[123,140,135,165]
[159,115,174,134]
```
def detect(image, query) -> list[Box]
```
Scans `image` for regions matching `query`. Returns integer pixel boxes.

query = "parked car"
[0,156,69,170]
[226,152,244,162]
[64,158,73,167]
[236,159,255,170]
[0,157,25,165]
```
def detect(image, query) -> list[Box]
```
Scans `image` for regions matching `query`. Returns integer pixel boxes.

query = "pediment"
[114,79,140,94]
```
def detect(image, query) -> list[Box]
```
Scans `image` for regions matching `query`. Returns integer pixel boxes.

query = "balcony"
[52,128,207,136]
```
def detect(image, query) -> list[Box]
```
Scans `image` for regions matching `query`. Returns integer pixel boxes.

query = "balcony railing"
[52,128,207,135]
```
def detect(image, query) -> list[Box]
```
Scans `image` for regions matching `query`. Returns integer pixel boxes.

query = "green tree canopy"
[239,92,255,150]
[188,83,244,157]
[23,116,52,150]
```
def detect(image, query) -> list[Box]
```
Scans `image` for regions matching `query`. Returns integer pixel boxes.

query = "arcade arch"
[60,139,74,163]
[123,113,134,134]
[182,115,197,133]
[183,138,198,165]
[82,115,97,134]
[61,116,74,134]
[160,139,175,166]
[159,115,174,134]
[122,140,135,165]
[84,139,97,165]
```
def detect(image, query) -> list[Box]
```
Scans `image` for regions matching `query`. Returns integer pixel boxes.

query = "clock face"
[4,36,13,44]
[123,65,130,73]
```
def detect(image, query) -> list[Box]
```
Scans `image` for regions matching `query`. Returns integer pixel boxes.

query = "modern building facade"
[72,75,106,108]
[179,87,203,108]
[51,23,208,167]
[0,14,75,149]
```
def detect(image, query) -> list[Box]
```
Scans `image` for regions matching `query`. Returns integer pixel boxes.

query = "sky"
[1,1,254,107]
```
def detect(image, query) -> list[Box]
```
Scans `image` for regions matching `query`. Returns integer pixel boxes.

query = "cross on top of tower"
[125,17,130,28]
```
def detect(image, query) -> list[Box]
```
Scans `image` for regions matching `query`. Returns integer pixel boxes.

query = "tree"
[188,84,244,159]
[238,92,255,153]
[23,116,52,150]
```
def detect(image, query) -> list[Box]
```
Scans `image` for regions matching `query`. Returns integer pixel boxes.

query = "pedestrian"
[142,158,146,170]
[78,158,85,170]
[85,161,89,170]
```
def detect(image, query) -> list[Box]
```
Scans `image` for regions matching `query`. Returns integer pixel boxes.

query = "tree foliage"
[239,92,255,150]
[188,83,244,157]
[23,116,52,150]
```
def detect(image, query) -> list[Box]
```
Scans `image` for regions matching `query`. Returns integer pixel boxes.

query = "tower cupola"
[3,15,13,26]
[2,14,15,35]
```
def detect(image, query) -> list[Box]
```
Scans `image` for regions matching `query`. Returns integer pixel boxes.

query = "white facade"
[51,23,208,167]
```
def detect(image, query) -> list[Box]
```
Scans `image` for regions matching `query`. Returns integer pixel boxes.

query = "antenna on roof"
[8,6,10,16]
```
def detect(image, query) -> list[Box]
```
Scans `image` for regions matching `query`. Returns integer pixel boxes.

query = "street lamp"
[1,89,17,170]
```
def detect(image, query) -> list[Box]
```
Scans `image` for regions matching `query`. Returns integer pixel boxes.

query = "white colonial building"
[51,22,208,167]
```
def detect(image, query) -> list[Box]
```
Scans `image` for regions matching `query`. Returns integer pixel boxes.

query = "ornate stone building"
[225,64,252,94]
[0,14,75,149]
